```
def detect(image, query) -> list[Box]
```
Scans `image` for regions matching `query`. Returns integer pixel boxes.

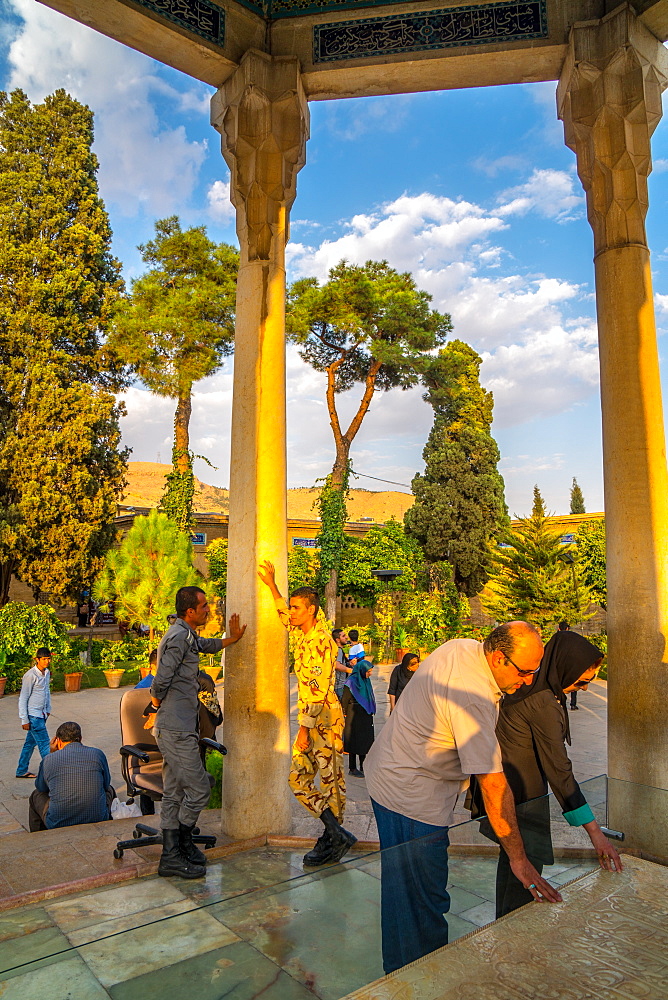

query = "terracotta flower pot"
[64,672,83,693]
[202,665,222,684]
[394,647,409,661]
[139,666,152,680]
[103,668,125,689]
[0,676,6,698]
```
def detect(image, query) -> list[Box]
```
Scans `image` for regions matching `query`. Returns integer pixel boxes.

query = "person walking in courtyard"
[388,652,419,712]
[150,587,246,879]
[342,657,376,776]
[332,628,352,700]
[16,648,53,779]
[259,561,357,867]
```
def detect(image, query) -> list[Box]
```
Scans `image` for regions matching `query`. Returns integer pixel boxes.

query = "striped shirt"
[35,742,112,829]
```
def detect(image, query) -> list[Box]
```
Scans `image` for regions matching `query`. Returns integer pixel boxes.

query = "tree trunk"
[324,442,350,622]
[0,561,14,607]
[174,392,192,475]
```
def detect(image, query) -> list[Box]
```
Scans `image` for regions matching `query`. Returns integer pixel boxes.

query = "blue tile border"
[313,0,548,62]
[126,0,226,45]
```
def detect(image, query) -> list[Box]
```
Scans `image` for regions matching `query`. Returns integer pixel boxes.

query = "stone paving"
[0,665,608,902]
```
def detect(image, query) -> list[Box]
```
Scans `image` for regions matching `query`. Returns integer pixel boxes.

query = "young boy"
[258,561,356,866]
[347,630,366,665]
[16,648,52,779]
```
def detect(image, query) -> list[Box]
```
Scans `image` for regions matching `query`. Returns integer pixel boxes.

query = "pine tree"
[532,485,547,518]
[0,89,127,604]
[404,341,508,596]
[482,501,591,635]
[287,260,451,619]
[94,510,201,641]
[570,477,586,514]
[107,217,238,531]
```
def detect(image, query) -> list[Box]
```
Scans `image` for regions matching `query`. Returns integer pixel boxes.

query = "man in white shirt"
[16,648,52,779]
[364,622,562,973]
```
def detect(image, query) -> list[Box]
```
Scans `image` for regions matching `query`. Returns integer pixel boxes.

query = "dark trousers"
[155,728,212,829]
[371,798,450,974]
[495,848,544,917]
[29,787,115,832]
[570,691,578,708]
[349,754,366,771]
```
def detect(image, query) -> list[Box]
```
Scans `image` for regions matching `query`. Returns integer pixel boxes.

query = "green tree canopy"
[577,518,606,608]
[570,478,586,514]
[206,538,228,603]
[0,89,127,605]
[532,485,547,518]
[404,340,507,596]
[107,217,239,530]
[94,510,201,641]
[287,259,451,617]
[338,518,421,608]
[482,505,591,636]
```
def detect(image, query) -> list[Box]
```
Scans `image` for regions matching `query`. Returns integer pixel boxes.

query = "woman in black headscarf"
[387,652,419,713]
[491,629,622,916]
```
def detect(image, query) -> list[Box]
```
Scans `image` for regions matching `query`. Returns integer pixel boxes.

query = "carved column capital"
[557,4,668,255]
[211,50,309,263]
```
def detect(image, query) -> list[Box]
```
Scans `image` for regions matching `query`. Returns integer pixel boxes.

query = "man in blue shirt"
[16,647,52,779]
[28,721,115,831]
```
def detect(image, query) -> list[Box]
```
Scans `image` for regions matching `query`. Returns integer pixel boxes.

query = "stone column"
[558,4,668,859]
[211,51,309,839]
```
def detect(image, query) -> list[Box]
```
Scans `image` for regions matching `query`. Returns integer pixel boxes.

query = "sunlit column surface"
[211,51,309,838]
[559,4,668,859]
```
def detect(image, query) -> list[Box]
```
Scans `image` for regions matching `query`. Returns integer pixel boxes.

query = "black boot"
[303,829,333,867]
[158,828,205,879]
[320,807,357,863]
[179,823,207,865]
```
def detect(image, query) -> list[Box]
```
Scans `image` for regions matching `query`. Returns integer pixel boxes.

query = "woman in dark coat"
[487,630,622,916]
[341,659,376,776]
[388,652,419,713]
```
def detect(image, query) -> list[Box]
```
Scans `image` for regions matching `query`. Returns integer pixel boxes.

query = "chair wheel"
[132,829,141,839]
[114,848,123,859]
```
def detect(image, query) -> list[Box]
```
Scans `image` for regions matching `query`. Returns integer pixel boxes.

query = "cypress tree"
[0,89,127,604]
[570,477,586,514]
[532,485,547,518]
[404,340,508,596]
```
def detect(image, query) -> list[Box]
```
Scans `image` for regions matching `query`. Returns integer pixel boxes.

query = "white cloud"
[206,180,235,223]
[497,168,583,221]
[287,190,599,429]
[323,95,414,142]
[655,293,668,313]
[6,0,208,216]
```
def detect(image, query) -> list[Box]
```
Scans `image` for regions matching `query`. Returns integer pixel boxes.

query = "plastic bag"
[111,797,142,819]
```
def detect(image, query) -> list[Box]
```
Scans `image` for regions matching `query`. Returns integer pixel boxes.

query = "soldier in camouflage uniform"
[259,561,357,866]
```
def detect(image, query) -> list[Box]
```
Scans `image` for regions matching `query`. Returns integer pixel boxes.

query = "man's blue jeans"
[16,716,50,776]
[372,798,450,974]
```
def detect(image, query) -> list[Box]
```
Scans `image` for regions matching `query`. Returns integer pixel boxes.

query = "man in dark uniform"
[150,586,246,879]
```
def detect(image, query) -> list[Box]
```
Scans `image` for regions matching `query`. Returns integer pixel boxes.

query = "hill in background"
[122,463,414,523]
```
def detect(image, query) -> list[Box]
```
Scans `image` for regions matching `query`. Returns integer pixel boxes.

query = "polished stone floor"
[0,846,596,1000]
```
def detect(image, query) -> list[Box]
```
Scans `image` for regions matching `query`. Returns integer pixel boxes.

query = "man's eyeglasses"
[504,654,541,678]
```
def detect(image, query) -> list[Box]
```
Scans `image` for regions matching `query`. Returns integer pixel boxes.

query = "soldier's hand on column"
[227,613,247,643]
[258,561,276,586]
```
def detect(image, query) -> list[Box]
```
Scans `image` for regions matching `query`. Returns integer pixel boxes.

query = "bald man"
[364,622,562,974]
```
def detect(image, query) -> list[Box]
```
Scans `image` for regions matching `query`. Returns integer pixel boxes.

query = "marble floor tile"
[445,913,479,942]
[211,867,384,1000]
[174,849,308,906]
[457,899,496,928]
[78,905,239,988]
[0,954,110,1000]
[0,924,73,979]
[47,879,193,944]
[108,939,319,1000]
[447,886,488,915]
[0,907,52,944]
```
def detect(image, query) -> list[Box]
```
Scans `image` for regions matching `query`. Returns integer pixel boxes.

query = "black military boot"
[158,828,205,879]
[303,828,333,867]
[320,807,357,863]
[179,823,207,865]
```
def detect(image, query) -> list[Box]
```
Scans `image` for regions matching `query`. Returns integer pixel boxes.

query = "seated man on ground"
[29,721,115,832]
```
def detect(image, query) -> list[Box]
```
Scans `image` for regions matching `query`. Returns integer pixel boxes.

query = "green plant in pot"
[393,624,411,660]
[100,641,126,688]
[59,653,85,693]
[0,649,7,697]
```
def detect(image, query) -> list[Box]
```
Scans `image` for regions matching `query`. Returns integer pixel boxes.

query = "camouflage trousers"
[289,714,346,822]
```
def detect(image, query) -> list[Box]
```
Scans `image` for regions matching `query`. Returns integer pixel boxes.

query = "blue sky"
[3,0,668,516]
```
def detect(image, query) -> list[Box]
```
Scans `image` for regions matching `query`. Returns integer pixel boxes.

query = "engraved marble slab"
[342,856,668,1000]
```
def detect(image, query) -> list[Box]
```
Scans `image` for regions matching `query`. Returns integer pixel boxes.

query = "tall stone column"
[211,51,309,839]
[558,5,668,859]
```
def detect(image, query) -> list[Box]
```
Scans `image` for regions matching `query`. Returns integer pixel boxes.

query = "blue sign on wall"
[293,537,317,548]
[191,532,207,546]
